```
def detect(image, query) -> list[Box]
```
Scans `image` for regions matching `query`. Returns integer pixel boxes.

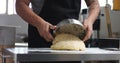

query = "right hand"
[36,21,56,42]
[82,19,93,42]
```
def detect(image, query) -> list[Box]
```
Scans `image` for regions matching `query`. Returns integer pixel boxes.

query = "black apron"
[28,0,81,48]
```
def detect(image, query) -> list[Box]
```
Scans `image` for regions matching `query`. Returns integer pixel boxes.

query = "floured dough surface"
[51,34,86,51]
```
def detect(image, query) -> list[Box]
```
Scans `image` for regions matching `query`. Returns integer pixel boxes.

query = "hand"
[82,19,93,42]
[36,21,56,42]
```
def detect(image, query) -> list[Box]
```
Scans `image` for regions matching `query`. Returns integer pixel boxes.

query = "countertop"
[4,47,120,63]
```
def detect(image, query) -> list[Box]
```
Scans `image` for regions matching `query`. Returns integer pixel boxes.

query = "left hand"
[82,19,93,42]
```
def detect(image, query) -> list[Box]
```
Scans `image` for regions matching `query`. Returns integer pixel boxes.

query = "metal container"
[0,25,17,51]
[54,19,86,40]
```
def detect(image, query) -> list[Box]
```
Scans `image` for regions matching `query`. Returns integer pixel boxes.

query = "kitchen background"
[0,0,120,63]
[0,0,120,42]
[0,0,120,43]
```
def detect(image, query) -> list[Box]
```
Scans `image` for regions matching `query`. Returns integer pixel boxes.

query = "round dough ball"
[51,34,86,51]
[53,33,80,44]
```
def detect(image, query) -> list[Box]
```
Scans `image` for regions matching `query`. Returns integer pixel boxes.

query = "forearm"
[15,0,44,27]
[85,0,100,24]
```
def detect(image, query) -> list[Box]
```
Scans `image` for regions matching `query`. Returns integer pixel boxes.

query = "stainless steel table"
[4,47,120,63]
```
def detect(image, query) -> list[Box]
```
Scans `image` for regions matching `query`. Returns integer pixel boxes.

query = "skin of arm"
[15,0,56,42]
[83,0,100,41]
[16,0,100,42]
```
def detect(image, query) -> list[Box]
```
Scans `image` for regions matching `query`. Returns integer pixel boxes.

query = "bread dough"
[51,34,86,51]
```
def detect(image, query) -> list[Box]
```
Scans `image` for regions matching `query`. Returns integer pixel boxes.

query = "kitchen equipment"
[4,47,120,63]
[105,1,113,38]
[0,25,17,52]
[97,38,120,51]
[54,19,86,40]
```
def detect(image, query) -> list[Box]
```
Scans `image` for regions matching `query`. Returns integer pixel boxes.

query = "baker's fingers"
[49,24,57,30]
[45,24,54,42]
[47,33,54,42]
[83,29,93,42]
